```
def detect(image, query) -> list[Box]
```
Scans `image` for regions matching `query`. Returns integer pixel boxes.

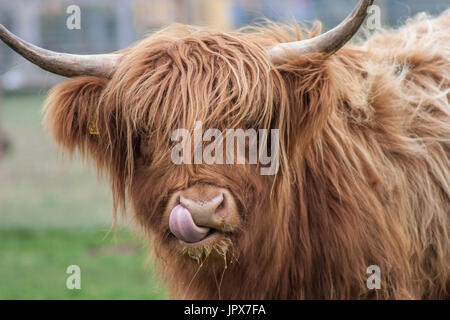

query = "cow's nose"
[168,186,240,243]
[179,193,226,229]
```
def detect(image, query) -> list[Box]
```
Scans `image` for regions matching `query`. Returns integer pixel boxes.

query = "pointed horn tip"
[0,23,121,78]
[268,0,374,63]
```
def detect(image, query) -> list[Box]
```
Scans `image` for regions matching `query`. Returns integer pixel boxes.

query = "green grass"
[0,93,167,299]
[0,228,166,299]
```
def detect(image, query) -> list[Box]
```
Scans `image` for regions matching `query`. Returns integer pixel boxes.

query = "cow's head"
[0,0,373,289]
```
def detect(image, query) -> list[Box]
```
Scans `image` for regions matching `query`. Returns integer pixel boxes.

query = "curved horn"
[0,24,121,78]
[267,0,374,63]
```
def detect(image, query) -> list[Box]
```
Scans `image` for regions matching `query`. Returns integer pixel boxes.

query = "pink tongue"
[169,205,210,243]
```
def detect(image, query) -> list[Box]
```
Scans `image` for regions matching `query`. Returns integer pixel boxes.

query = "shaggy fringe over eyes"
[98,23,308,214]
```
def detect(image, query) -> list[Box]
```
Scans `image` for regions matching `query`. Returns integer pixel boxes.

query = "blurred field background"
[0,0,448,299]
[0,93,167,299]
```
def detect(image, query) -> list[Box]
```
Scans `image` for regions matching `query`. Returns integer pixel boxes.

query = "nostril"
[216,200,225,210]
[210,193,225,213]
[215,194,227,212]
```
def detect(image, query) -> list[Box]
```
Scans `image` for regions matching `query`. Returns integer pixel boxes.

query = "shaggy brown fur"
[43,11,450,299]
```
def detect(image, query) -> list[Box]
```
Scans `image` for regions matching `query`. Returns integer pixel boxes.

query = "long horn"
[267,0,374,63]
[0,24,121,78]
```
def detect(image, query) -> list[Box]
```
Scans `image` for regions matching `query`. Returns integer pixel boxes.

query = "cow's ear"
[43,76,108,158]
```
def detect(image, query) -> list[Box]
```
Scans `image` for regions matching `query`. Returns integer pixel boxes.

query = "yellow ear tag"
[88,119,99,135]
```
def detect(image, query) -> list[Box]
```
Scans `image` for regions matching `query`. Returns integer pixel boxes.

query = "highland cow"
[1,0,449,299]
